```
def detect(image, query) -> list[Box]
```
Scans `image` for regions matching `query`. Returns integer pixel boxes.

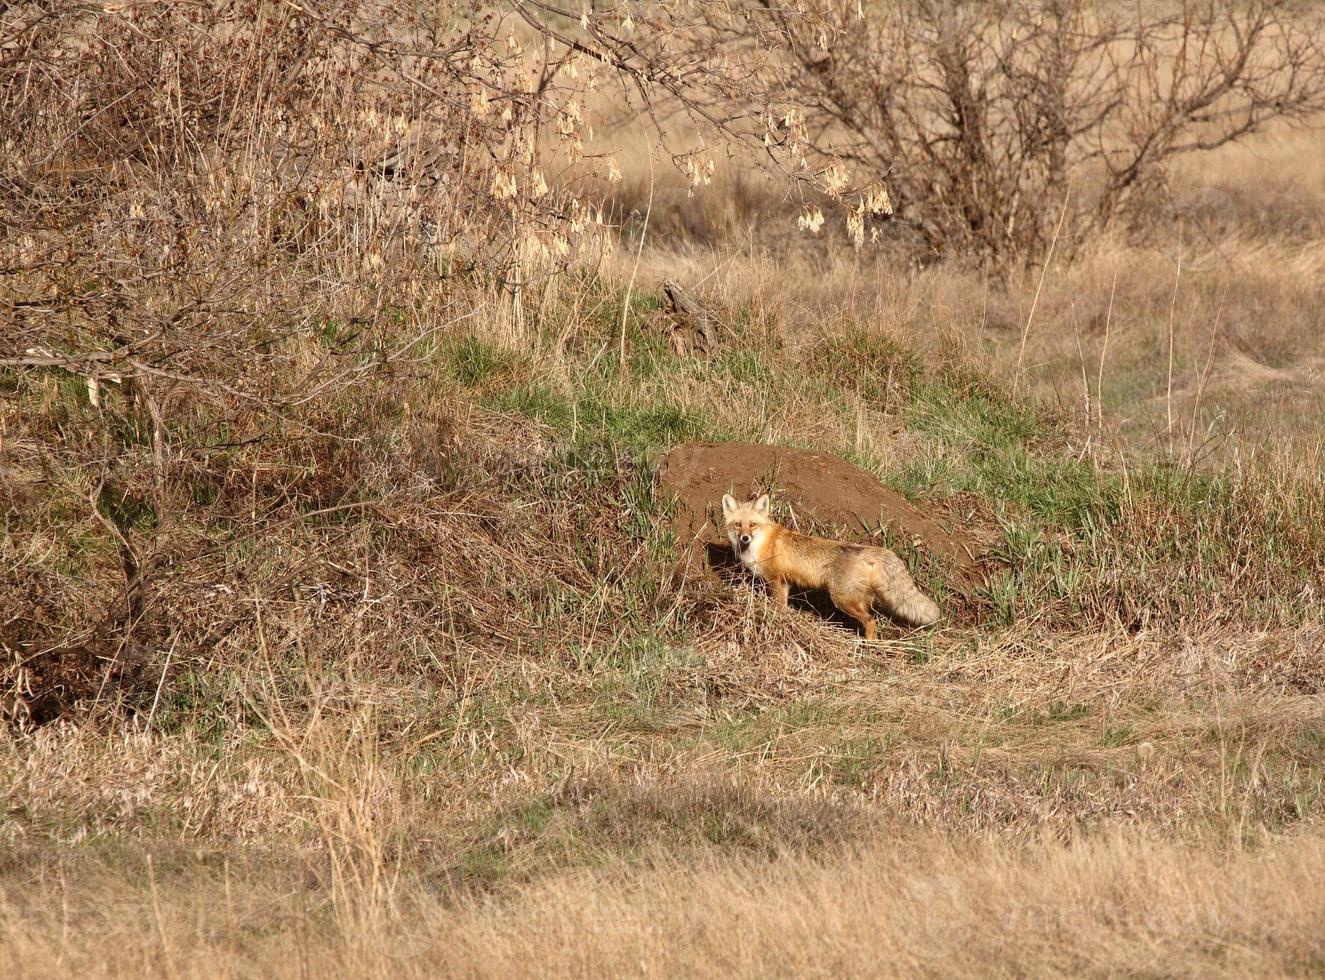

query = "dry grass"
[603,117,1325,453]
[5,832,1325,978]
[4,6,1325,977]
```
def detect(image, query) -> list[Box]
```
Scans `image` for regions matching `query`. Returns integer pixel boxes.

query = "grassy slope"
[3,259,1324,974]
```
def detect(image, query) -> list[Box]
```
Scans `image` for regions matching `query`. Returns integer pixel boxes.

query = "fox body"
[721,494,941,637]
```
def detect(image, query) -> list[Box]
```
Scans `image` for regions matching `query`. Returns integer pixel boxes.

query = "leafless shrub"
[0,0,789,709]
[691,0,1325,261]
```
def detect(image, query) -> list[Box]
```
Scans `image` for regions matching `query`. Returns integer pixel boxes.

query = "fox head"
[721,493,773,561]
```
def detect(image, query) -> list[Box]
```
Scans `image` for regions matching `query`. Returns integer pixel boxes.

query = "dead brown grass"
[604,116,1325,453]
[4,5,1325,977]
[5,831,1325,978]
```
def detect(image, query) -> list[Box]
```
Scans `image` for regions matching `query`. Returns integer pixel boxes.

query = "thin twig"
[619,148,655,367]
[1014,179,1071,394]
[1165,253,1183,438]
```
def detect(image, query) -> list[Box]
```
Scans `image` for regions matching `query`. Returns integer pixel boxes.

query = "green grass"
[8,266,1325,916]
[497,383,710,457]
[424,318,1323,631]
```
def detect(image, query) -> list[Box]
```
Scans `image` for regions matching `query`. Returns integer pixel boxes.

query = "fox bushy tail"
[876,577,941,627]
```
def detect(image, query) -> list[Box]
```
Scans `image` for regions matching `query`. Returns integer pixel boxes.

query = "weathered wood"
[657,279,715,355]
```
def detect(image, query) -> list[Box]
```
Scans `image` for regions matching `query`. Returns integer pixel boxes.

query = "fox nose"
[739,534,751,547]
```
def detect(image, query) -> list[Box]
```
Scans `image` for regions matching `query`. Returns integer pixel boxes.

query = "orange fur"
[722,494,941,637]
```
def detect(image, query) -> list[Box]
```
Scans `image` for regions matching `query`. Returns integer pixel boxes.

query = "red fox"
[721,494,941,637]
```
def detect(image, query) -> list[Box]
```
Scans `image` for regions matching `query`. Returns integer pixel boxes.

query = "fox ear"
[754,494,770,514]
[721,494,737,515]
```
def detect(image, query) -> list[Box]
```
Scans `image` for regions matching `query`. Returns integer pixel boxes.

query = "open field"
[3,3,1325,976]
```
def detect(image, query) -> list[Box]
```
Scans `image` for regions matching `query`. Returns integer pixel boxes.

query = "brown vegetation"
[688,0,1325,259]
[3,1,1325,976]
[6,832,1325,977]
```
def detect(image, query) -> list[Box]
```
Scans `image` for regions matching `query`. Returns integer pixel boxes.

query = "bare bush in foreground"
[0,0,784,694]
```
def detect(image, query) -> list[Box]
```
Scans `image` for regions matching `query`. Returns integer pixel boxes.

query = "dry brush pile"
[0,0,713,723]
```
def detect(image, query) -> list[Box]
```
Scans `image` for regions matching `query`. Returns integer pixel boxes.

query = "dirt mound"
[656,442,985,586]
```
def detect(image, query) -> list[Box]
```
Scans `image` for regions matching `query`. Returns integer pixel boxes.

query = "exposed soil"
[656,442,987,588]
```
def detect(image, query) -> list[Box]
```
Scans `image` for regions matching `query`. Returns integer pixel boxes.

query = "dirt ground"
[655,442,986,587]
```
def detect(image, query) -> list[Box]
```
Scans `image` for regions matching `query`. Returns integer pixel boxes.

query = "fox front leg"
[768,578,790,607]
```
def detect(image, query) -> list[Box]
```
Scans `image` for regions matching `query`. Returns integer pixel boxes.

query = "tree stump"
[656,279,715,356]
